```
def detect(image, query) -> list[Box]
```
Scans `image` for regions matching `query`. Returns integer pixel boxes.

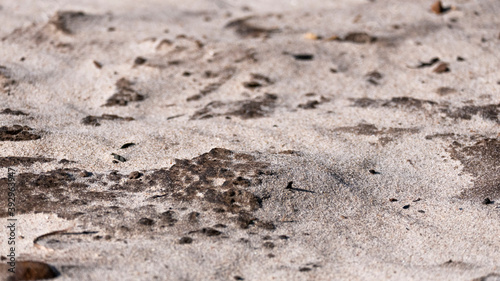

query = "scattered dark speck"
[389,198,398,202]
[414,57,440,68]
[234,276,244,281]
[134,57,147,65]
[243,81,262,88]
[483,198,493,205]
[285,181,293,189]
[93,60,102,69]
[120,143,136,149]
[418,210,425,213]
[369,169,380,174]
[403,204,410,209]
[292,54,314,61]
[279,235,289,240]
[179,237,193,244]
[299,267,312,272]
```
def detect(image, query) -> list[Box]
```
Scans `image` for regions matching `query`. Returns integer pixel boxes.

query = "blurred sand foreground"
[0,0,499,280]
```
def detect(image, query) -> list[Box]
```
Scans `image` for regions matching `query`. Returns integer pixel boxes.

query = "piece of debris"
[284,181,315,193]
[389,198,398,202]
[290,53,314,61]
[243,81,262,88]
[412,57,440,68]
[111,153,126,162]
[304,32,321,40]
[403,204,410,209]
[93,60,102,69]
[431,1,451,14]
[120,143,136,149]
[369,169,380,174]
[433,62,450,73]
[134,56,147,65]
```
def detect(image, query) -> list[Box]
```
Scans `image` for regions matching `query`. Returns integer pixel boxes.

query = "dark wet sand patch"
[442,104,500,123]
[0,125,41,141]
[1,108,28,116]
[191,93,278,120]
[104,78,145,106]
[0,156,54,167]
[450,138,500,200]
[81,114,134,126]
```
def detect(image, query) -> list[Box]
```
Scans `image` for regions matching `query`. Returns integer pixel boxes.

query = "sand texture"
[0,0,499,280]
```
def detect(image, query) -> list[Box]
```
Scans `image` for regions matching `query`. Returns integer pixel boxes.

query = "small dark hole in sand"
[179,237,193,244]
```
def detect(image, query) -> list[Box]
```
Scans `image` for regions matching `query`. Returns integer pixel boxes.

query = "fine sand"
[0,0,499,280]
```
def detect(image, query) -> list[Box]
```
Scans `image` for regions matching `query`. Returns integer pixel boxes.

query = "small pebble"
[129,171,142,179]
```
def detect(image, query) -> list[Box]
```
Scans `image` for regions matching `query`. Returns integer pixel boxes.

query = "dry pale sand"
[0,0,499,280]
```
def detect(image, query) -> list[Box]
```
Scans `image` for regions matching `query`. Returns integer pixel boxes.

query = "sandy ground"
[0,0,499,280]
